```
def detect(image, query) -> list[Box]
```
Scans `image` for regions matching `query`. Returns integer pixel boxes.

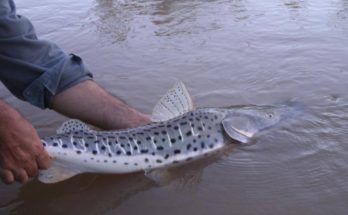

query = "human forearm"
[51,80,150,130]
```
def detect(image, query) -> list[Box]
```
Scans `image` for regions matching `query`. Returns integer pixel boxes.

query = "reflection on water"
[2,0,348,214]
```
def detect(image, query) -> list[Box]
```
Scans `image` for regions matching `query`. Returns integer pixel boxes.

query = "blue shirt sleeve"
[0,0,93,109]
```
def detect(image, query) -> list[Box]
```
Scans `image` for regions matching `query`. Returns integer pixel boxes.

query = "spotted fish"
[39,82,297,183]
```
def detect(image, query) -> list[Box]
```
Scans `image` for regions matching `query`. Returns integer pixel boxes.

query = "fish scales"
[39,82,297,183]
[42,108,227,172]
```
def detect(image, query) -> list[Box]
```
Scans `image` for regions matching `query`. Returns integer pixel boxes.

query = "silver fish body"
[38,82,298,183]
[42,108,228,174]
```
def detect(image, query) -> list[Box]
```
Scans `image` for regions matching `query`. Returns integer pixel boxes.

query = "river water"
[1,0,348,214]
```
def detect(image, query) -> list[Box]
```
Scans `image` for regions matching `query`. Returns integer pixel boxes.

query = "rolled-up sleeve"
[0,0,93,109]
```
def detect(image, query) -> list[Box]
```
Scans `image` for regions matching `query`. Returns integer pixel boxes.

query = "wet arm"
[51,80,150,130]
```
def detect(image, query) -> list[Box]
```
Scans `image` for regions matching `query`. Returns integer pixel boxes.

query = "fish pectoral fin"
[222,113,264,144]
[151,81,194,122]
[144,168,174,186]
[38,163,82,184]
[56,119,95,134]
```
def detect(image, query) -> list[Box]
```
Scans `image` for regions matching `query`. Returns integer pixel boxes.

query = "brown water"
[1,0,348,214]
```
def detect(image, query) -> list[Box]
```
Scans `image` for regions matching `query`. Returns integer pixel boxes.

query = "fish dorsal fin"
[38,162,82,184]
[57,119,94,134]
[151,82,194,122]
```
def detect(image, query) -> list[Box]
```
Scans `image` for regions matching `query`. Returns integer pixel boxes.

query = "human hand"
[0,106,50,184]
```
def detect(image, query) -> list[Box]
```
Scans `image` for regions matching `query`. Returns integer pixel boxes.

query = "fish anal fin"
[151,82,194,122]
[38,163,82,184]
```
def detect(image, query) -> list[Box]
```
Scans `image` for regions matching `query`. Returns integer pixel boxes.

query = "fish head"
[222,102,301,143]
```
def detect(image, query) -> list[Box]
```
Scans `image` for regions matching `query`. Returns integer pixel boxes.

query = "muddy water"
[1,0,348,214]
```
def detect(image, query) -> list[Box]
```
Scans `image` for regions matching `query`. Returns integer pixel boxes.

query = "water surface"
[1,0,348,214]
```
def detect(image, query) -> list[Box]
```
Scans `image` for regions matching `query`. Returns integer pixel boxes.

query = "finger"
[24,162,38,178]
[0,169,14,184]
[14,168,29,184]
[36,150,51,170]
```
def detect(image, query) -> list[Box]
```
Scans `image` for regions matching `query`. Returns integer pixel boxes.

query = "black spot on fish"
[201,142,206,149]
[157,146,164,150]
[108,153,112,157]
[187,144,192,150]
[152,152,156,156]
[207,134,211,138]
[94,140,99,144]
[195,117,200,121]
[85,143,89,147]
[198,135,202,139]
[124,162,128,165]
[120,144,125,148]
[190,112,194,116]
[170,138,176,144]
[113,160,117,163]
[154,139,157,144]
[137,140,141,145]
[208,126,212,130]
[146,136,151,141]
[161,131,167,135]
[87,136,94,139]
[214,138,218,143]
[204,116,209,120]
[174,126,179,130]
[180,122,188,126]
[167,124,172,128]
[165,154,169,159]
[141,149,149,154]
[117,150,122,155]
[134,163,138,166]
[119,136,126,139]
[134,146,138,150]
[43,143,47,147]
[209,144,214,148]
[186,131,192,137]
[145,158,149,163]
[76,150,81,154]
[62,144,67,148]
[193,139,197,143]
[129,137,133,141]
[162,138,166,142]
[193,147,198,151]
[53,143,58,147]
[174,149,181,154]
[156,159,163,163]
[154,132,159,136]
[92,150,98,155]
[126,151,131,156]
[178,136,182,141]
[101,146,106,150]
[214,115,218,120]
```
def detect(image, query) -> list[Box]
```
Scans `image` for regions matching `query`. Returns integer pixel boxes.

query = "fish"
[39,82,298,183]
